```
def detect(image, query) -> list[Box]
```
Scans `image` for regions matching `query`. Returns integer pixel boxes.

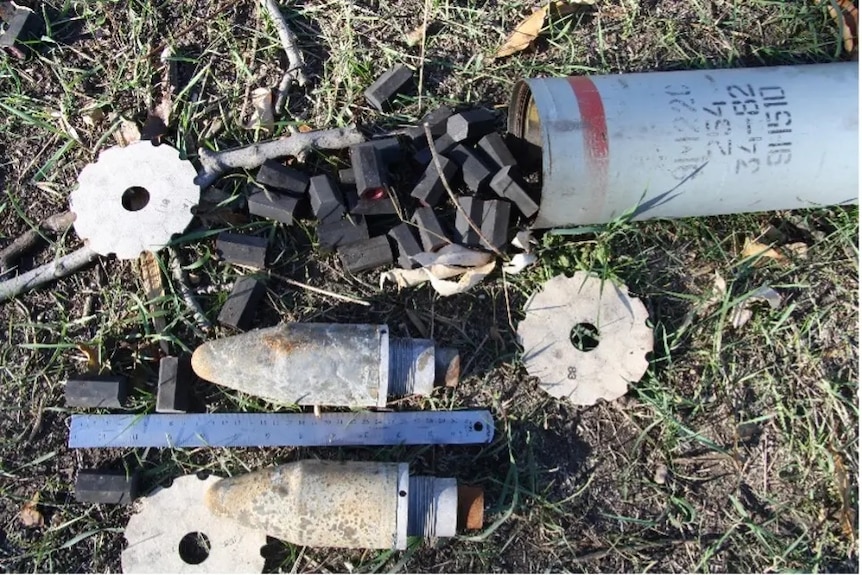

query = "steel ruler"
[68,410,494,448]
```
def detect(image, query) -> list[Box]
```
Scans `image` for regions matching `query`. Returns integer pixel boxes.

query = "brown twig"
[167,246,213,334]
[0,211,76,275]
[139,251,171,354]
[422,124,504,259]
[0,246,99,304]
[260,0,308,113]
[195,126,365,188]
[568,539,695,565]
[268,271,371,306]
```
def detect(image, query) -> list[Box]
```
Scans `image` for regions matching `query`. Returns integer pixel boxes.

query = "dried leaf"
[142,46,175,143]
[80,107,105,127]
[76,343,99,372]
[203,117,224,139]
[245,87,275,132]
[381,264,476,289]
[424,261,496,296]
[829,444,857,544]
[19,492,44,528]
[412,244,494,268]
[814,0,858,53]
[493,0,596,59]
[405,22,428,47]
[730,286,782,329]
[494,5,548,59]
[784,242,809,259]
[741,239,788,266]
[297,124,313,133]
[112,115,141,147]
[705,272,728,307]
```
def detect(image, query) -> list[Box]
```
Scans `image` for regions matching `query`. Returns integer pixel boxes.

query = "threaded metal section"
[388,338,416,397]
[407,476,436,538]
[388,338,435,397]
[407,476,458,539]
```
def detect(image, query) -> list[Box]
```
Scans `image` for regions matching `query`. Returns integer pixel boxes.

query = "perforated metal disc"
[70,142,199,259]
[122,474,266,573]
[517,272,653,405]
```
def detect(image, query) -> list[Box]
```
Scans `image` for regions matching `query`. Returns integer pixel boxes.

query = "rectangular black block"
[350,143,388,197]
[370,137,403,164]
[454,196,485,246]
[256,160,309,195]
[218,276,265,331]
[75,470,139,505]
[352,194,399,216]
[364,63,414,112]
[406,105,455,148]
[411,155,458,207]
[216,233,268,269]
[489,166,539,218]
[446,145,493,193]
[338,168,356,185]
[309,174,345,224]
[338,236,393,273]
[341,188,360,213]
[446,109,496,143]
[388,223,423,269]
[413,206,449,252]
[478,132,517,169]
[65,375,128,409]
[156,355,191,414]
[317,216,369,252]
[413,133,458,166]
[248,187,302,225]
[480,199,512,250]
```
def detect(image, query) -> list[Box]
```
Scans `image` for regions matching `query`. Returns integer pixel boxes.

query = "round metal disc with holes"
[70,142,199,259]
[517,272,653,405]
[122,474,267,574]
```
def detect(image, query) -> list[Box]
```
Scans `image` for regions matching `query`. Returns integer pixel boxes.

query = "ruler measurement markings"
[69,411,493,448]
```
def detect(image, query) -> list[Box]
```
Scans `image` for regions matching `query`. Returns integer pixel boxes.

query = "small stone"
[653,464,668,485]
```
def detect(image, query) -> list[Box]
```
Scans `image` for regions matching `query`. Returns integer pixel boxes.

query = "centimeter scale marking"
[69,410,494,448]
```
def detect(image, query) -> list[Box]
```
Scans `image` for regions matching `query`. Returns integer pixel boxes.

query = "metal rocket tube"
[508,62,858,228]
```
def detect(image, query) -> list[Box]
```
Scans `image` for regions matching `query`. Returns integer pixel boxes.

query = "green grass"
[0,0,858,572]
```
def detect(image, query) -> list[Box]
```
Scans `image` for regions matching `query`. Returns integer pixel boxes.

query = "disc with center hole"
[122,474,266,573]
[517,272,653,405]
[70,142,199,260]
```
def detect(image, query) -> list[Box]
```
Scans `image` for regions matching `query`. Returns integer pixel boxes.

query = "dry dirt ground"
[0,0,858,573]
